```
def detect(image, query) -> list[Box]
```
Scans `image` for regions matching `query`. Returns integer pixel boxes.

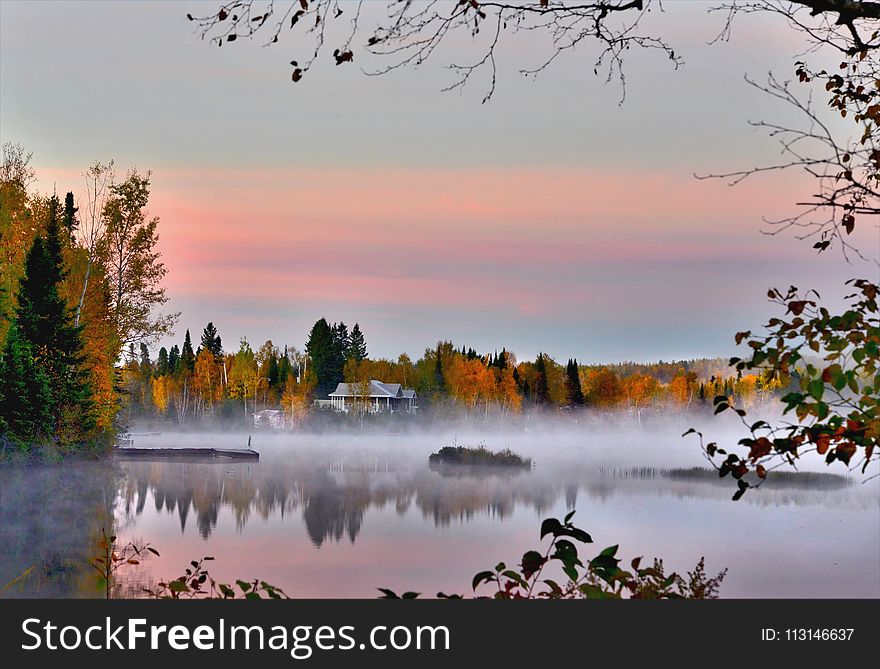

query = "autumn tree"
[228,337,258,424]
[100,168,177,347]
[193,347,222,419]
[0,142,39,347]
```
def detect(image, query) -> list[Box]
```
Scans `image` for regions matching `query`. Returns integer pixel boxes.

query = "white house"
[327,380,417,413]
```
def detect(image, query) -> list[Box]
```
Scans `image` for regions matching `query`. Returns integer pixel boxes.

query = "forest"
[0,143,783,444]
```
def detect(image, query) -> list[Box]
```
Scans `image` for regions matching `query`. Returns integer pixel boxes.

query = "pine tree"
[200,321,223,358]
[0,323,53,444]
[156,346,169,376]
[139,343,152,376]
[533,353,549,405]
[267,352,280,388]
[306,318,338,396]
[12,196,95,440]
[62,191,78,234]
[565,359,585,406]
[180,329,195,373]
[333,322,350,361]
[277,351,292,393]
[349,323,367,362]
[168,345,180,374]
[434,342,445,391]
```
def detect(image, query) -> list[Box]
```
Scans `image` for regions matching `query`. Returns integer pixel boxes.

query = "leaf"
[540,517,563,539]
[521,551,546,579]
[236,579,252,593]
[292,68,303,82]
[472,571,496,591]
[169,580,190,593]
[377,588,399,599]
[756,464,766,479]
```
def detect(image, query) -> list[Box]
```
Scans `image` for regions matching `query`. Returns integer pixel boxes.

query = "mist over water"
[2,415,878,598]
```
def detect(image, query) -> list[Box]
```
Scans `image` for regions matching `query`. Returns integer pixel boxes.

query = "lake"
[2,421,878,598]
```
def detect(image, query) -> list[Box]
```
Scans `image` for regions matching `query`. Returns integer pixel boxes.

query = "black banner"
[0,599,876,667]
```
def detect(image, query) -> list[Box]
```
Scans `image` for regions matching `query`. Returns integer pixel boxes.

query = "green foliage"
[565,358,585,406]
[306,317,343,396]
[349,322,367,362]
[380,511,726,600]
[689,279,879,499]
[143,556,289,600]
[1,199,95,448]
[200,321,223,358]
[0,323,53,446]
[180,329,195,373]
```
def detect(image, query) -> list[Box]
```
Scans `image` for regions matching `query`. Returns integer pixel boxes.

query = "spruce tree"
[156,346,169,376]
[62,191,78,234]
[139,343,152,376]
[349,323,367,362]
[12,196,95,439]
[168,345,180,374]
[0,323,53,444]
[533,353,549,405]
[200,321,223,358]
[332,322,350,363]
[434,342,445,391]
[306,318,337,396]
[180,329,195,373]
[565,359,585,406]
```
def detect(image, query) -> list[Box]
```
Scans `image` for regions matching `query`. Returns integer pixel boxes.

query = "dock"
[115,447,259,462]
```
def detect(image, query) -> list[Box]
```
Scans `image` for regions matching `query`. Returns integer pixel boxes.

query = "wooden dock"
[115,447,259,462]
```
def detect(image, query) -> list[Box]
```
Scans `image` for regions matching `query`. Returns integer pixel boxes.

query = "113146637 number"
[785,629,854,641]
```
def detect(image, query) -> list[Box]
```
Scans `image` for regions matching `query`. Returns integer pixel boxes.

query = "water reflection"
[114,449,874,546]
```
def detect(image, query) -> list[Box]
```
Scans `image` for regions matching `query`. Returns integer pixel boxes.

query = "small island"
[428,445,532,469]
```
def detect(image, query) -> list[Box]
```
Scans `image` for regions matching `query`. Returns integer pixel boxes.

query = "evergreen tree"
[168,345,180,374]
[277,349,292,393]
[434,342,445,391]
[12,196,95,439]
[267,352,280,388]
[180,329,195,373]
[200,321,223,358]
[565,359,585,406]
[139,343,152,376]
[333,321,350,360]
[349,323,367,362]
[0,323,53,443]
[156,346,169,376]
[306,318,339,396]
[533,353,549,405]
[62,191,78,234]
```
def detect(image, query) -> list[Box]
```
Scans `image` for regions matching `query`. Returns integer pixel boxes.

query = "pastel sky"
[0,1,871,362]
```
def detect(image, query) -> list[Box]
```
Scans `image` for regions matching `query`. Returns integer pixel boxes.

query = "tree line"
[124,315,784,427]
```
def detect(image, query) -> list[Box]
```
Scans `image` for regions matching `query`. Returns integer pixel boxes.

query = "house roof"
[328,380,416,399]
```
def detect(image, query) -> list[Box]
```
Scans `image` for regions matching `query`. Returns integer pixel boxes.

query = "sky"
[1,1,874,363]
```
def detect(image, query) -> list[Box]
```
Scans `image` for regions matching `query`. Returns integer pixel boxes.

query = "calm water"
[2,423,878,598]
